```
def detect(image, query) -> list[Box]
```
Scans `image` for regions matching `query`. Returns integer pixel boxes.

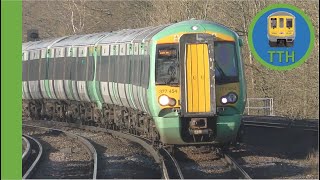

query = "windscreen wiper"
[165,63,178,85]
[214,61,227,79]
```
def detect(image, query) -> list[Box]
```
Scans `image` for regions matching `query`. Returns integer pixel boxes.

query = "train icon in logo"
[267,11,296,47]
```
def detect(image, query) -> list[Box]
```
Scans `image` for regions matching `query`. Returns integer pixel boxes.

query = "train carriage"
[23,20,247,146]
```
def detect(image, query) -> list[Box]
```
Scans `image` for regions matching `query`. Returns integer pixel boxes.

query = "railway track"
[160,148,184,179]
[242,116,318,132]
[67,123,184,179]
[22,136,30,162]
[220,150,251,179]
[174,146,251,179]
[22,134,43,179]
[22,124,97,179]
[23,120,262,179]
[23,120,183,179]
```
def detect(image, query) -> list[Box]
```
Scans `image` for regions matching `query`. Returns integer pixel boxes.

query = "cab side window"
[271,18,277,28]
[286,18,293,28]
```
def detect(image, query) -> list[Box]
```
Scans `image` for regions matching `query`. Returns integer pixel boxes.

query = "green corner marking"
[248,3,315,70]
[1,0,22,179]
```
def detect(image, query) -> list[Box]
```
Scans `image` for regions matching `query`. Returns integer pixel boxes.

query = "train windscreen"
[271,18,277,28]
[155,44,179,85]
[286,18,293,28]
[214,41,239,84]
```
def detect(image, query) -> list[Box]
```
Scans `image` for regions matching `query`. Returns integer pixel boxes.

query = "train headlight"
[168,98,176,106]
[221,97,228,104]
[191,26,198,30]
[227,92,238,103]
[159,95,176,106]
[221,92,238,104]
[159,95,170,106]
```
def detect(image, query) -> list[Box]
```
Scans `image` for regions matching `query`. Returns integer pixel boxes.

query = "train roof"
[23,19,237,51]
[24,37,66,51]
[51,32,109,48]
[268,11,295,17]
[22,41,38,51]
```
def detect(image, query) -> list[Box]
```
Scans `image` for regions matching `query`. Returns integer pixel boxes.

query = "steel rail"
[242,116,318,132]
[243,121,318,132]
[22,136,31,165]
[159,148,184,179]
[221,150,251,179]
[23,121,184,179]
[22,124,98,179]
[72,123,184,179]
[22,134,43,179]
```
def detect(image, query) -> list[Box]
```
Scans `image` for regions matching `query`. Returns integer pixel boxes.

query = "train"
[22,19,247,148]
[268,11,295,47]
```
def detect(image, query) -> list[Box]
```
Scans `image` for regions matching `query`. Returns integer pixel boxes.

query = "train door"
[186,43,210,112]
[278,17,285,34]
[179,33,216,116]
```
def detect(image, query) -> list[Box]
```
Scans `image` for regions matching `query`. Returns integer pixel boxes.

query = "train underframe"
[268,36,294,47]
[23,99,161,146]
[23,99,243,152]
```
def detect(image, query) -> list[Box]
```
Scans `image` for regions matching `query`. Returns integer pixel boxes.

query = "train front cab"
[152,24,246,145]
[268,11,295,47]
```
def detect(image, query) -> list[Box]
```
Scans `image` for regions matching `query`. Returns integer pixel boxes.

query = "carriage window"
[54,48,65,80]
[286,18,293,28]
[77,47,87,81]
[214,41,239,84]
[69,47,77,80]
[22,61,29,81]
[155,44,179,85]
[279,18,284,28]
[48,49,54,80]
[87,51,94,81]
[40,50,47,80]
[99,46,109,82]
[271,18,277,28]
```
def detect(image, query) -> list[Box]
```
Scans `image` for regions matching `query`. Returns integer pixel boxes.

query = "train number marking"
[159,89,178,94]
